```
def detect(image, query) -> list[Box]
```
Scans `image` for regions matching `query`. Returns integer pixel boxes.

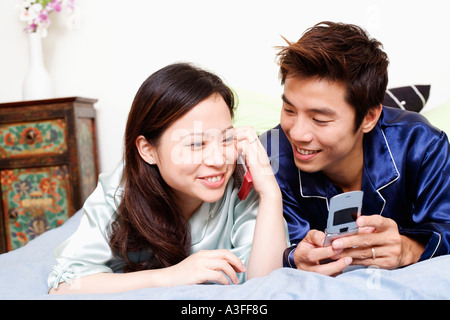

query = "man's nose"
[289,117,314,143]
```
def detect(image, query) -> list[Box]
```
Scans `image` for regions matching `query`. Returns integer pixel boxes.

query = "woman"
[48,63,288,294]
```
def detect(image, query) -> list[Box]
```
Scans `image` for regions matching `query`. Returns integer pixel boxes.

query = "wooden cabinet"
[0,97,99,253]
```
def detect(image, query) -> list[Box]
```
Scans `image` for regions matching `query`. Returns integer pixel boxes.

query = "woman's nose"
[203,142,225,166]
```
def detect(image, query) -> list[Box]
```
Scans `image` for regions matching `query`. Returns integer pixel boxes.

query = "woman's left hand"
[233,126,278,196]
[233,126,286,279]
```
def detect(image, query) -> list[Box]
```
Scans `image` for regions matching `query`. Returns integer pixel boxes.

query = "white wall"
[1,0,449,173]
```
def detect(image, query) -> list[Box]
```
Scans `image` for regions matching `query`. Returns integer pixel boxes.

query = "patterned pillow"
[383,85,430,112]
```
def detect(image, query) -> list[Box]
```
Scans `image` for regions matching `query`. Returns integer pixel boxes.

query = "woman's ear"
[361,104,382,133]
[136,135,157,165]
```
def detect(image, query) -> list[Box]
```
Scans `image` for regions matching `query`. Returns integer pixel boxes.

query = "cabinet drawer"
[0,166,72,251]
[0,119,67,158]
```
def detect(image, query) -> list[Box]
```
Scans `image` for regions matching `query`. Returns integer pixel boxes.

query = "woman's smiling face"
[141,93,237,214]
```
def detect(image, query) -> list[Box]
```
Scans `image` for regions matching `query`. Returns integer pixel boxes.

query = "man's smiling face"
[280,76,367,182]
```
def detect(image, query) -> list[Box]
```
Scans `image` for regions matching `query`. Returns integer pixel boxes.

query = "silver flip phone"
[323,191,364,246]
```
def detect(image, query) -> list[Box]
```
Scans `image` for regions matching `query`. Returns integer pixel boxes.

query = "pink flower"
[49,0,62,13]
[39,12,48,22]
[18,0,76,37]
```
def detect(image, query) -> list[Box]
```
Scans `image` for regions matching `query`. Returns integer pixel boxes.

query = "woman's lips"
[198,173,225,188]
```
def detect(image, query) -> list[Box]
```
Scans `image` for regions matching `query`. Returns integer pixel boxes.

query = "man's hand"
[293,229,353,276]
[331,215,425,269]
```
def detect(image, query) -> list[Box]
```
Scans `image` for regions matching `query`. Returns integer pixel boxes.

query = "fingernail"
[357,216,365,227]
[332,239,343,249]
[345,257,353,265]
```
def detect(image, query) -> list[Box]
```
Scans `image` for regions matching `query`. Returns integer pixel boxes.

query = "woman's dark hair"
[277,21,389,132]
[109,63,235,272]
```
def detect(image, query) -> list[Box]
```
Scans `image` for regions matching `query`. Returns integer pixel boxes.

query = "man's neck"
[323,146,364,193]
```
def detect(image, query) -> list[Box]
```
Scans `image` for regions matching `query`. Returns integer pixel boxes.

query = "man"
[261,21,450,276]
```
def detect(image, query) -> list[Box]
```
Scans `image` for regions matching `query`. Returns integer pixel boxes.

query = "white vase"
[22,33,53,101]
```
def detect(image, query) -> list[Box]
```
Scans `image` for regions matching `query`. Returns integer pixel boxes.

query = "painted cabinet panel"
[0,97,99,252]
[1,166,71,250]
[0,119,67,158]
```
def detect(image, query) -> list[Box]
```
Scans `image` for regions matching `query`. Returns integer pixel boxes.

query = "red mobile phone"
[233,154,253,200]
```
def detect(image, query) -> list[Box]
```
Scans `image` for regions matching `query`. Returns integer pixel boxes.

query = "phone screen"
[333,207,358,225]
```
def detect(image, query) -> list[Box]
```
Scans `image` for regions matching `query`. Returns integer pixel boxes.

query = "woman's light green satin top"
[48,163,286,289]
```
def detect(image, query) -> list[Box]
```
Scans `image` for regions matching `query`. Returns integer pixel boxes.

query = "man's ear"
[361,104,382,133]
[136,135,157,165]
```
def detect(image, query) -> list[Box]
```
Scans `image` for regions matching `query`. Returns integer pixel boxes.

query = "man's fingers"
[357,215,395,231]
[333,216,398,250]
[304,229,326,247]
[295,230,344,265]
[309,256,353,276]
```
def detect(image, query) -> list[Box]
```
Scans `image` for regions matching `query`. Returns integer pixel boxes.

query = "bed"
[1,87,449,300]
[0,209,449,300]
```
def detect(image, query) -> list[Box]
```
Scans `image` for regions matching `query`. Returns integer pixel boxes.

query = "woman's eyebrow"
[182,125,234,138]
[223,125,235,134]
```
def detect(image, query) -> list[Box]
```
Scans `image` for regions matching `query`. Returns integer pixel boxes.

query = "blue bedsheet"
[1,210,449,300]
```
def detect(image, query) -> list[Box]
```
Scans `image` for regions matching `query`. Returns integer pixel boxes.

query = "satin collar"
[298,115,399,215]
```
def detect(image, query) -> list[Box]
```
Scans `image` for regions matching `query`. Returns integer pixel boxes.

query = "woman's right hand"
[49,249,245,294]
[166,249,246,286]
